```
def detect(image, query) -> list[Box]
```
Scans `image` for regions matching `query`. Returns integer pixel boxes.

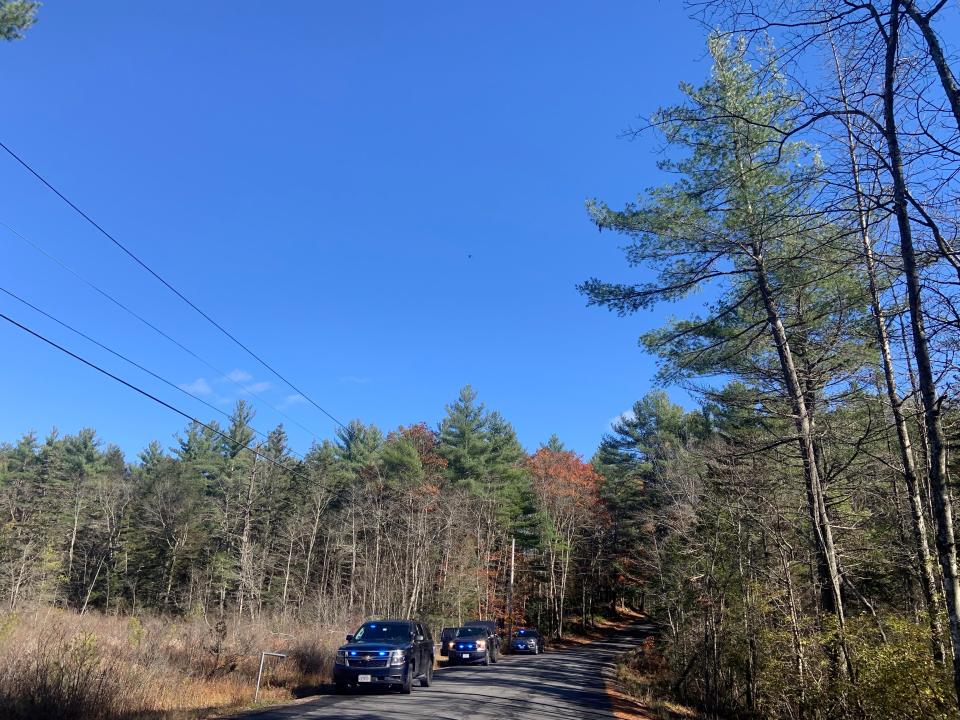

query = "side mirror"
[346,634,354,643]
[415,634,425,642]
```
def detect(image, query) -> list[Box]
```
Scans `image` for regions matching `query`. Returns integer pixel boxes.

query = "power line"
[0,220,324,442]
[0,308,315,482]
[0,140,347,431]
[0,284,305,461]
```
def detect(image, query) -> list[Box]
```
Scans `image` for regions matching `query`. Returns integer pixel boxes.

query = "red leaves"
[395,422,449,475]
[526,447,602,515]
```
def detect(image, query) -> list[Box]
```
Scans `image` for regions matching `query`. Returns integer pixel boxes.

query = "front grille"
[346,653,390,668]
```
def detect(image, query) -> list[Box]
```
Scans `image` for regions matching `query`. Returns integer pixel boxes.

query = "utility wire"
[0,140,347,431]
[0,220,324,442]
[0,285,306,461]
[0,309,315,482]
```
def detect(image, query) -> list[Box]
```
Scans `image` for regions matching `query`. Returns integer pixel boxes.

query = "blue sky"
[0,1,711,459]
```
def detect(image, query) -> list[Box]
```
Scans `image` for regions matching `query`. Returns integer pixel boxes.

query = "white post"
[254,652,266,703]
[254,651,287,703]
[507,537,515,653]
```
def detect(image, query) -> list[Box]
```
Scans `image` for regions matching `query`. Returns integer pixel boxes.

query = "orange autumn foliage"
[526,447,603,519]
[527,447,602,508]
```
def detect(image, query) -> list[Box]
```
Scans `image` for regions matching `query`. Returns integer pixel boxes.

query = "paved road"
[238,623,652,720]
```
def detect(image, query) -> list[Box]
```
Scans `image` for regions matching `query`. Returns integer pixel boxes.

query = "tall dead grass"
[613,637,702,720]
[0,607,346,720]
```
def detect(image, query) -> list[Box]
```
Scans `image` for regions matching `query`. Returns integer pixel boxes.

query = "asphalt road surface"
[236,622,652,720]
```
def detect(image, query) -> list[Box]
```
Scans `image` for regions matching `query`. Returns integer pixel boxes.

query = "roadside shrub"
[0,607,348,720]
[0,627,135,720]
[847,617,953,720]
[290,636,334,677]
[615,636,702,719]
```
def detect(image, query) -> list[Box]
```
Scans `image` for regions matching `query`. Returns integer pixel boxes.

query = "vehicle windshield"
[514,630,538,638]
[455,626,487,638]
[352,622,412,643]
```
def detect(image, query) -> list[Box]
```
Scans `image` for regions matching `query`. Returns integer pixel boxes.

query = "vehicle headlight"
[335,650,347,665]
[390,649,406,667]
[475,640,486,650]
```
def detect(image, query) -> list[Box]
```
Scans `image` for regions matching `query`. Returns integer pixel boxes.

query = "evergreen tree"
[0,0,37,41]
[437,386,489,489]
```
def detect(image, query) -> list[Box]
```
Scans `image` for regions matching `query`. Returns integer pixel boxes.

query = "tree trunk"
[731,137,848,658]
[300,491,325,610]
[67,480,82,597]
[281,531,294,617]
[754,254,853,680]
[900,1,960,135]
[237,461,257,621]
[884,1,960,702]
[832,43,946,659]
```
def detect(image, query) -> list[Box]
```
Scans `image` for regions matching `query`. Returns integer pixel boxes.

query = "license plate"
[462,653,470,659]
[358,674,372,683]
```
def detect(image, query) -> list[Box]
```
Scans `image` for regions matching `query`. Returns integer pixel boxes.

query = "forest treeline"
[6,1,960,719]
[0,387,622,639]
[579,1,960,718]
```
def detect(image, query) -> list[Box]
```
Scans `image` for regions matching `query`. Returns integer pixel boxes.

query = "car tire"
[334,682,347,695]
[401,667,412,694]
[420,661,433,687]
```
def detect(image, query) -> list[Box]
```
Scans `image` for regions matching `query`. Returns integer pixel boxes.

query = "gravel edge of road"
[595,617,659,720]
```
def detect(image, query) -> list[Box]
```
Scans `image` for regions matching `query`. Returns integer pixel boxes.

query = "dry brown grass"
[552,610,641,648]
[0,607,347,720]
[610,636,702,720]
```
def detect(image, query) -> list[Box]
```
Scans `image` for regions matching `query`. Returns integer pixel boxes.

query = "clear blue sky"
[0,1,710,459]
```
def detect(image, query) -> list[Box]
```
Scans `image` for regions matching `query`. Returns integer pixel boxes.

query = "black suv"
[333,620,434,694]
[439,626,457,659]
[510,627,545,654]
[447,624,498,665]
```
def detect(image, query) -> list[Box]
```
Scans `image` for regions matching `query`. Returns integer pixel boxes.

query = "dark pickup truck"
[333,620,434,694]
[466,619,501,658]
[447,624,499,665]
